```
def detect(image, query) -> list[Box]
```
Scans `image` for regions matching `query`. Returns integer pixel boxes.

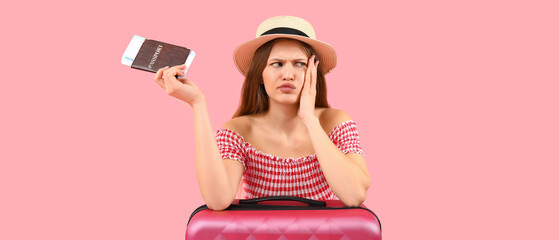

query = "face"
[261,39,309,105]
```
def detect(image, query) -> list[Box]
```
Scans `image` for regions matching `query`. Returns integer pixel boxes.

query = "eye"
[271,62,283,67]
[296,62,307,67]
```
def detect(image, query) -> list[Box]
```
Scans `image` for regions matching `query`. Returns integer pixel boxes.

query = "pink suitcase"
[186,196,381,240]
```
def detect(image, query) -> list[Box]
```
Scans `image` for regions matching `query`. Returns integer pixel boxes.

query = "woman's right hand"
[154,64,204,106]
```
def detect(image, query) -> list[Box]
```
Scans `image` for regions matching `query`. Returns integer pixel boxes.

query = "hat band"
[260,27,309,38]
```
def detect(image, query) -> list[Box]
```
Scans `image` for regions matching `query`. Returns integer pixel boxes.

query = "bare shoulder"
[316,108,352,134]
[222,115,254,136]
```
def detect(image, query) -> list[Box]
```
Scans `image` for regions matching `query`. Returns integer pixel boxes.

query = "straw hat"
[233,16,337,76]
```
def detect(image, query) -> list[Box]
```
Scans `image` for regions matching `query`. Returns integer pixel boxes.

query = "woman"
[154,16,370,210]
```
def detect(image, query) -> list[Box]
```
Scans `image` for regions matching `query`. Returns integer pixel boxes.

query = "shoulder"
[316,108,353,134]
[222,115,255,137]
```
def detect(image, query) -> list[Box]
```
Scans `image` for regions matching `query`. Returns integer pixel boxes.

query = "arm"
[191,98,243,210]
[154,65,243,210]
[303,115,370,207]
[298,57,370,206]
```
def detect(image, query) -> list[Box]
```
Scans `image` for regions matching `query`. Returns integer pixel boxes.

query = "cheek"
[296,67,308,76]
[262,68,276,81]
[263,83,273,94]
[261,78,275,94]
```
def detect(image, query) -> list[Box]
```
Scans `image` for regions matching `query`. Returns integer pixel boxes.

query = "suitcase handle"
[239,196,327,207]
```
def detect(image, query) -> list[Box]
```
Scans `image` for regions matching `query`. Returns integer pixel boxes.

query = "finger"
[304,56,313,91]
[162,72,177,94]
[311,60,319,92]
[168,64,186,73]
[308,55,316,92]
[165,65,184,75]
[154,77,165,89]
[304,68,311,92]
[162,68,181,92]
[155,66,169,81]
[154,66,169,90]
[163,67,185,82]
[170,64,187,78]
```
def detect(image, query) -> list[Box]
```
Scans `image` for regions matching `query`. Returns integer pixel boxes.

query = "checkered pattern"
[216,120,364,200]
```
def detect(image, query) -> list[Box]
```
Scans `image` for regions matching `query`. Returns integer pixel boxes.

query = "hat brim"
[233,34,337,77]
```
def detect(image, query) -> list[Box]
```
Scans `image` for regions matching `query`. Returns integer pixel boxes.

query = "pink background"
[1,0,558,239]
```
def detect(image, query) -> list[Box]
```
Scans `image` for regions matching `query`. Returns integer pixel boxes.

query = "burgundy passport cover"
[131,39,191,73]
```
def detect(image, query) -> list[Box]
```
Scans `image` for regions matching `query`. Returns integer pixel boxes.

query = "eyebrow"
[268,58,308,62]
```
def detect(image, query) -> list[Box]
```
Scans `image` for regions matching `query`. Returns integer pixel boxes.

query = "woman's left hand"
[298,55,319,123]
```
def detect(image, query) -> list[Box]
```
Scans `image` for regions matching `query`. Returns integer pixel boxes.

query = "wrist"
[302,115,320,127]
[191,95,206,109]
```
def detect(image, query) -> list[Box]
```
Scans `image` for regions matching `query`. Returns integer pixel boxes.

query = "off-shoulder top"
[216,120,364,200]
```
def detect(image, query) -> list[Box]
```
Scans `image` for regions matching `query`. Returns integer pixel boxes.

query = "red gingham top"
[216,120,365,200]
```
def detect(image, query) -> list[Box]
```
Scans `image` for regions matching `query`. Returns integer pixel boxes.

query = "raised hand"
[154,64,204,106]
[298,55,319,122]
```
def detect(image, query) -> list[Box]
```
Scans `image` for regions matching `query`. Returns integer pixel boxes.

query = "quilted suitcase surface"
[186,196,381,240]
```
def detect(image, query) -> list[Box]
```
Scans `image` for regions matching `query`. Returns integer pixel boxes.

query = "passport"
[121,35,195,78]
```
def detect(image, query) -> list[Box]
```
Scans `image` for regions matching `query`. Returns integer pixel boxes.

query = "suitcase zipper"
[187,204,382,231]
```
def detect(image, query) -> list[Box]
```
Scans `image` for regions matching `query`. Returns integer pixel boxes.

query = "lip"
[278,83,296,93]
[278,83,296,90]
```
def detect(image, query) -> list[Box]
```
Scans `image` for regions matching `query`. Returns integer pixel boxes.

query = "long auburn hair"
[233,38,330,118]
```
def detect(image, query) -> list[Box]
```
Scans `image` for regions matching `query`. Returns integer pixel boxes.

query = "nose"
[282,64,294,81]
[282,64,295,80]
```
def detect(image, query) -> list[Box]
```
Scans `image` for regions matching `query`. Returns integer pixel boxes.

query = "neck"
[263,101,304,134]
